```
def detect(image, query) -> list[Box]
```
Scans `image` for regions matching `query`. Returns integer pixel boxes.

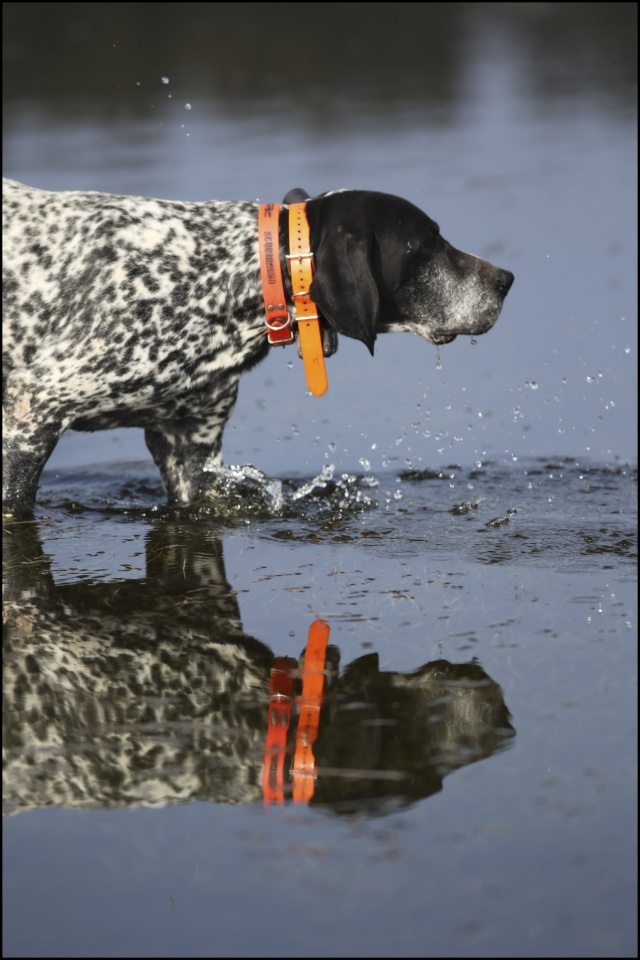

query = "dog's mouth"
[428,332,457,345]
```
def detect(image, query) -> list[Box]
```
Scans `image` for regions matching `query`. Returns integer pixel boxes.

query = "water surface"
[2,4,637,957]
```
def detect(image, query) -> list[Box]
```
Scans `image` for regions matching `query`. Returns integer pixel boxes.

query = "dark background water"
[3,1,637,475]
[2,3,637,958]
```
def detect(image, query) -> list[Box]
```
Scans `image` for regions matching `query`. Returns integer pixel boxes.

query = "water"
[2,4,637,957]
[4,458,636,957]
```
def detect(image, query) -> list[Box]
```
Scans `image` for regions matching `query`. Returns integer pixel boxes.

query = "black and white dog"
[2,179,513,514]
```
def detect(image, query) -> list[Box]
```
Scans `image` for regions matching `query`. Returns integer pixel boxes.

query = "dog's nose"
[497,269,514,296]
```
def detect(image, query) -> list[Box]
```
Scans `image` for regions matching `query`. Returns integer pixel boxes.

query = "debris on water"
[451,501,479,515]
[485,515,511,528]
[398,467,445,481]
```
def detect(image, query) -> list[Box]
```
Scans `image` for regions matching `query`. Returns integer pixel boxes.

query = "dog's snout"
[497,269,514,296]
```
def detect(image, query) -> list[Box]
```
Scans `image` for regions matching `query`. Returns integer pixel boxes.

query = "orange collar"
[262,619,330,806]
[258,202,328,397]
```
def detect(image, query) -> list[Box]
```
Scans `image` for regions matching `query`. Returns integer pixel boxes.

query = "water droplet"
[185,103,192,110]
[526,381,539,390]
[624,345,631,354]
[161,76,170,85]
[358,458,371,471]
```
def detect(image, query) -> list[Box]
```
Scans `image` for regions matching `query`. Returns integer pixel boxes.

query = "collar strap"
[261,656,297,806]
[286,203,328,396]
[261,620,330,806]
[291,618,330,804]
[258,203,294,345]
[257,202,328,396]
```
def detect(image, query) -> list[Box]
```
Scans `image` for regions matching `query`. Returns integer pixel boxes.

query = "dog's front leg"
[144,382,239,505]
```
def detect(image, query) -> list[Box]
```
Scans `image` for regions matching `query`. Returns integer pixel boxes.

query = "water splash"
[290,464,377,514]
[203,464,284,517]
[292,464,335,501]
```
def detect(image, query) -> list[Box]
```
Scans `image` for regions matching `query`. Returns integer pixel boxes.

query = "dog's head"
[300,190,514,355]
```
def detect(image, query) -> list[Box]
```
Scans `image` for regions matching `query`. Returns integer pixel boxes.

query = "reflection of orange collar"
[262,619,330,806]
[258,203,328,396]
[262,656,296,807]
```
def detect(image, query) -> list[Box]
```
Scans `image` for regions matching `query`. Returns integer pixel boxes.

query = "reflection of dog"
[3,179,513,513]
[312,655,515,813]
[3,522,515,816]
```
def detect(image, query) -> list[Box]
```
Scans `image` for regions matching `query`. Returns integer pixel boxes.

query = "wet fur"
[2,179,513,514]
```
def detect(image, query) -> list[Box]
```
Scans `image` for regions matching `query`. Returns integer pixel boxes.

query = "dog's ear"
[310,229,380,355]
[283,188,310,204]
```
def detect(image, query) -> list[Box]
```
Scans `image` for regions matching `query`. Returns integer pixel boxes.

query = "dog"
[2,179,513,515]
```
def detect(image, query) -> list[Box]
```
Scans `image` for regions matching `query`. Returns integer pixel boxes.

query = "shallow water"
[2,3,637,957]
[4,457,637,957]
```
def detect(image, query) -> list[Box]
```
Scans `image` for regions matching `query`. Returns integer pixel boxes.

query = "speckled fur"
[2,179,513,514]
